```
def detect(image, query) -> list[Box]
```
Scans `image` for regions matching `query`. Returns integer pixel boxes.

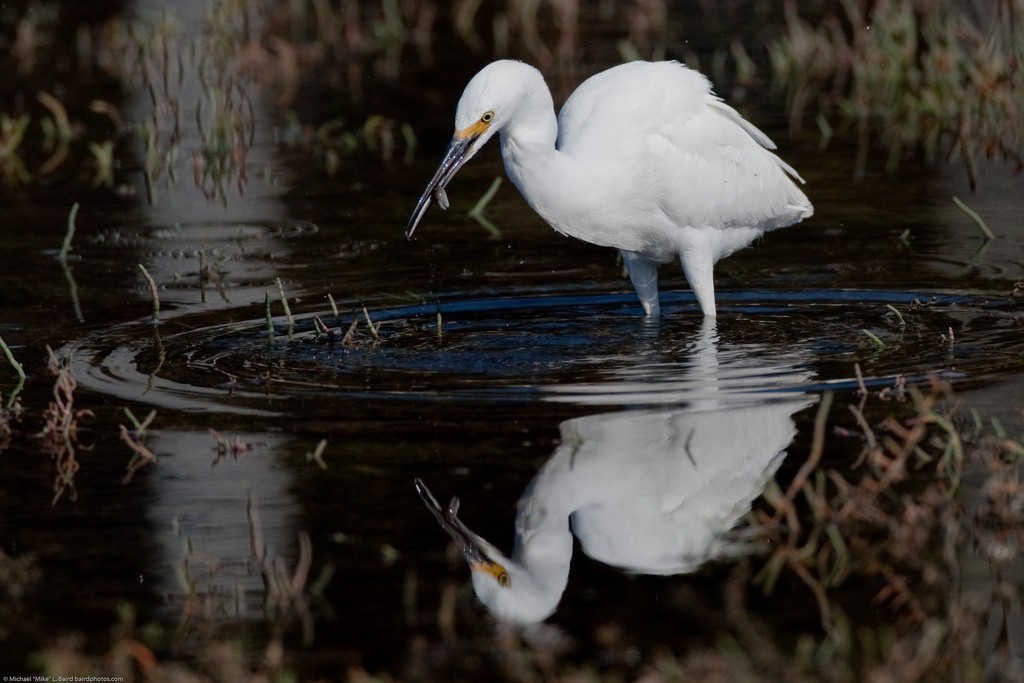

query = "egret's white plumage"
[407,60,813,317]
[416,323,815,624]
[416,398,811,624]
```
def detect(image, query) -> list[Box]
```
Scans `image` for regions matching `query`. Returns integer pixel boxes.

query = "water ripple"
[58,287,1023,416]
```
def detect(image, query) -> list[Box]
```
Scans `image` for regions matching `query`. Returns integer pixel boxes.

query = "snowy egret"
[416,326,814,623]
[406,60,813,317]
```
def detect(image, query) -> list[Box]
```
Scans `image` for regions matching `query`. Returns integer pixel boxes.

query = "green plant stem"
[468,176,503,238]
[862,329,885,348]
[361,304,380,340]
[265,292,274,346]
[59,203,79,261]
[952,196,995,240]
[138,264,160,322]
[276,277,295,328]
[0,335,26,381]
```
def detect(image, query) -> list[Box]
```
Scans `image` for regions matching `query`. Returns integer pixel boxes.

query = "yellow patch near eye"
[472,561,511,587]
[455,118,490,140]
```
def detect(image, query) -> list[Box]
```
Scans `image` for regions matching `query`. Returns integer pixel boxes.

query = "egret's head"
[405,61,544,238]
[415,478,562,624]
[451,61,537,146]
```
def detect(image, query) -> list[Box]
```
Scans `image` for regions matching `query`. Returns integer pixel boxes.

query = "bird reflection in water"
[417,323,815,624]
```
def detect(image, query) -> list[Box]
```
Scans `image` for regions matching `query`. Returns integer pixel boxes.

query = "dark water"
[0,1,1022,679]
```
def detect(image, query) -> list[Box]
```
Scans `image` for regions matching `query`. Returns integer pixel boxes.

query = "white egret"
[416,324,815,624]
[415,399,810,623]
[406,60,813,317]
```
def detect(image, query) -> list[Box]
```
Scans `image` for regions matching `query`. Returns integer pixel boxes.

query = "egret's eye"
[497,571,511,587]
[481,111,495,124]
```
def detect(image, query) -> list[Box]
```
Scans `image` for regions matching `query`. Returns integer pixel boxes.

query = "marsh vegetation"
[0,0,1022,680]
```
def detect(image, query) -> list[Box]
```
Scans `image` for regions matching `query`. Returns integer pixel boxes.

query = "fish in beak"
[415,477,487,563]
[405,129,484,239]
[414,478,510,584]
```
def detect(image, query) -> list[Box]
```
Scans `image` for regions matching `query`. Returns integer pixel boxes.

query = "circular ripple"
[91,219,319,249]
[61,288,1023,416]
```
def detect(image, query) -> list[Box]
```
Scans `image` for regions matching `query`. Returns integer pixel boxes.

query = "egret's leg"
[620,249,661,317]
[678,247,717,317]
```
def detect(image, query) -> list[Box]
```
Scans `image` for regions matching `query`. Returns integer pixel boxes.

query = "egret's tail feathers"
[790,200,814,220]
[786,183,814,221]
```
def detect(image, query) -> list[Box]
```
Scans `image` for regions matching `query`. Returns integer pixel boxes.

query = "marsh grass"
[275,276,296,329]
[468,176,504,238]
[40,346,93,505]
[0,0,761,193]
[137,264,161,323]
[119,408,158,483]
[305,438,329,470]
[0,388,23,445]
[0,335,27,385]
[57,203,86,323]
[30,499,333,682]
[4,1,1023,679]
[264,291,274,347]
[0,113,31,184]
[9,0,1013,195]
[734,377,1023,681]
[391,379,1021,682]
[12,377,1024,683]
[197,249,231,304]
[37,91,71,174]
[771,0,1024,185]
[952,195,996,240]
[247,494,334,647]
[327,292,340,318]
[209,427,250,466]
[312,315,333,341]
[341,312,360,345]
[58,202,79,262]
[335,301,385,346]
[860,328,885,349]
[87,140,114,188]
[361,302,382,340]
[5,0,673,188]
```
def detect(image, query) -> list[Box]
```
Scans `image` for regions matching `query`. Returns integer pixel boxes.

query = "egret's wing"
[557,61,812,234]
[652,98,813,233]
[556,61,706,161]
[567,399,810,574]
[706,98,777,151]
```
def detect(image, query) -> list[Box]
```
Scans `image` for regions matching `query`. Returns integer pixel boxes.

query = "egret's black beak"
[405,134,479,239]
[414,477,486,565]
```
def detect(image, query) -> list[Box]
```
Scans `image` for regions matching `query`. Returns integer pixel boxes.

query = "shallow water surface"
[0,1,1022,679]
